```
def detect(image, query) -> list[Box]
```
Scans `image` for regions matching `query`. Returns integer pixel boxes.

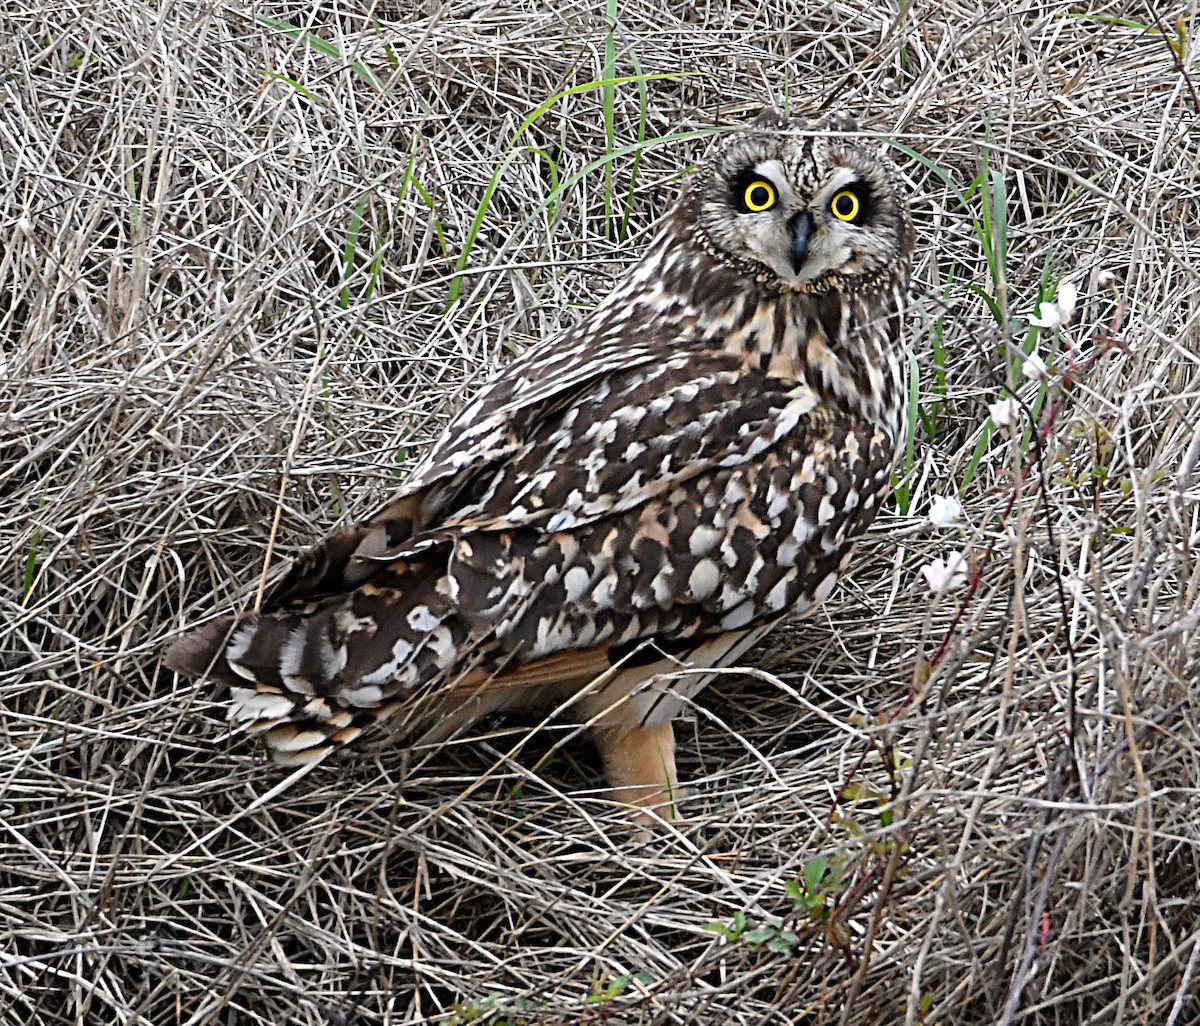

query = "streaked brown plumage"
[165,107,914,821]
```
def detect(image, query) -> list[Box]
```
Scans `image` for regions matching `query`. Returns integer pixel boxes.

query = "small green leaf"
[585,973,631,1003]
[803,856,829,894]
[766,935,795,954]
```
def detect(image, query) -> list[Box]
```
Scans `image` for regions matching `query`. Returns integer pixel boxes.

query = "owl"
[165,108,913,823]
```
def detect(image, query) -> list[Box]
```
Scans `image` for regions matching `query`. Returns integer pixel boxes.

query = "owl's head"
[686,108,912,294]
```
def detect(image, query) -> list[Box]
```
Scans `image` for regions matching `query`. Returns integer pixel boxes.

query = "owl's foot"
[593,721,687,828]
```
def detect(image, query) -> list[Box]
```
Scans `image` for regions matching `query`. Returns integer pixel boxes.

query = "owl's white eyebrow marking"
[823,167,860,194]
[751,159,789,188]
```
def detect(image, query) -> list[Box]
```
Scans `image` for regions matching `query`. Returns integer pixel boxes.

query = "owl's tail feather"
[164,565,463,764]
[164,614,261,685]
[164,613,387,764]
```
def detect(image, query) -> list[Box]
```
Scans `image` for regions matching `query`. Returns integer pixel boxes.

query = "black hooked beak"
[788,210,814,274]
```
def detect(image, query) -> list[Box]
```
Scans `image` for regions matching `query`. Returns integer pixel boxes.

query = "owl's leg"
[593,721,684,822]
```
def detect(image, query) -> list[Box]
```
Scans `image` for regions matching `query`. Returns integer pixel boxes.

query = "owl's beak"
[788,211,814,274]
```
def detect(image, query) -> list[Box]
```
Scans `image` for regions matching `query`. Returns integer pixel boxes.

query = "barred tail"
[164,561,467,764]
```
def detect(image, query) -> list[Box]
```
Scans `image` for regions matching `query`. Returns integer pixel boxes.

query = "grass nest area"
[2,1,1199,1023]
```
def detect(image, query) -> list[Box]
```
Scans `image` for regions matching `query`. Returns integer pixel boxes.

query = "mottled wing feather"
[262,350,813,614]
[441,353,822,533]
[264,494,426,606]
[176,344,893,756]
[261,335,664,612]
[449,400,896,670]
[407,303,669,499]
[392,338,664,520]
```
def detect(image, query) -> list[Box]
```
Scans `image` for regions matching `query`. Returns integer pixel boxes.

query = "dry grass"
[2,1,1199,1023]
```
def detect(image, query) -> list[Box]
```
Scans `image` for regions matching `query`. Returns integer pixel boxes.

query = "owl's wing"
[263,326,664,607]
[447,367,895,675]
[264,347,815,610]
[407,325,667,502]
[439,353,823,533]
[166,346,894,762]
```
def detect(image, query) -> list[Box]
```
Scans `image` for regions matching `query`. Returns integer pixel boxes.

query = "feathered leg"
[593,721,683,822]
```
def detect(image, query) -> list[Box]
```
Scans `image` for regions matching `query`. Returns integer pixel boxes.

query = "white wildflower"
[929,495,963,528]
[1028,302,1062,330]
[1097,269,1116,288]
[921,552,969,594]
[988,396,1021,430]
[1021,351,1048,381]
[1028,280,1077,329]
[1056,281,1077,318]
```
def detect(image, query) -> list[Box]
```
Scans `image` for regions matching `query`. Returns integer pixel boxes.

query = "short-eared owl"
[166,108,913,822]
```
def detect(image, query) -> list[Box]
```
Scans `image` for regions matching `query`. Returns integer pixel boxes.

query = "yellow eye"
[742,180,776,212]
[831,189,861,222]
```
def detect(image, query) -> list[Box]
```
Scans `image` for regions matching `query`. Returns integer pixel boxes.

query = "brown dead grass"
[2,1,1199,1023]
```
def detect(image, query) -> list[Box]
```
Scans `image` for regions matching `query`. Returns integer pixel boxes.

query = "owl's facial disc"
[694,122,908,293]
[731,163,879,287]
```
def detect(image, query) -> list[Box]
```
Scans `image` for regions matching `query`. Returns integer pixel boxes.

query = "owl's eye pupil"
[741,180,776,212]
[831,189,861,222]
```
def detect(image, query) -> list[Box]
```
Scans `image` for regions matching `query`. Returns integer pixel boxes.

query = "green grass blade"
[618,42,648,241]
[260,69,324,106]
[892,351,920,513]
[445,149,523,309]
[254,14,387,93]
[959,425,994,494]
[339,193,370,309]
[602,0,618,238]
